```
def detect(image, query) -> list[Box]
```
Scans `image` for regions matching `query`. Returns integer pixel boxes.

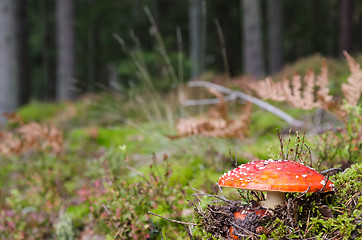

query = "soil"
[195,200,271,239]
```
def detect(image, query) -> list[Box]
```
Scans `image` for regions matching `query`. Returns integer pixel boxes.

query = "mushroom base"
[259,191,286,209]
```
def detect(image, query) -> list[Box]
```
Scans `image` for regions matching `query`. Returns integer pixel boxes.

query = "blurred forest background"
[0,1,361,239]
[0,0,361,119]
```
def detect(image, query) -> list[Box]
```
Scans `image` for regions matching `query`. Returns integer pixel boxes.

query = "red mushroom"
[218,159,334,209]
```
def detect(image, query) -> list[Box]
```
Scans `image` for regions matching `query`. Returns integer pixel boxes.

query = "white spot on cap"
[277,168,281,170]
[320,179,326,186]
[302,174,307,178]
[296,175,299,179]
[259,167,265,170]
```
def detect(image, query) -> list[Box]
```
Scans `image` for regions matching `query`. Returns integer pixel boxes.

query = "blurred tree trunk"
[87,0,96,92]
[267,0,282,74]
[189,0,201,78]
[339,0,354,54]
[56,0,75,100]
[241,0,264,78]
[18,0,31,105]
[43,0,56,100]
[0,0,20,121]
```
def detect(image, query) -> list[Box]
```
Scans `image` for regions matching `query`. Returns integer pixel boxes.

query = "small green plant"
[91,150,191,239]
[316,104,362,167]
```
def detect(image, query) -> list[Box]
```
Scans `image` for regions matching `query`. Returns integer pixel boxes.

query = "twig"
[184,225,194,240]
[277,128,285,159]
[296,187,311,199]
[217,184,225,198]
[125,166,152,187]
[345,192,360,207]
[102,204,111,216]
[304,210,311,237]
[229,148,238,167]
[192,188,235,204]
[318,176,330,193]
[144,7,178,84]
[250,191,264,202]
[304,143,313,167]
[186,81,305,127]
[148,211,198,226]
[321,168,342,176]
[230,222,258,237]
[182,94,237,106]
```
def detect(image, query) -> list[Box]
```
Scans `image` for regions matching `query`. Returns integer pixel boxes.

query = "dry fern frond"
[0,131,23,156]
[207,87,228,120]
[250,54,361,121]
[250,68,330,110]
[2,112,24,125]
[342,51,362,106]
[169,89,252,140]
[0,113,63,156]
[284,72,319,110]
[315,60,334,109]
[249,77,286,101]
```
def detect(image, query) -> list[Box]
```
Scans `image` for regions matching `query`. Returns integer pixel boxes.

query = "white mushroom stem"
[259,191,286,209]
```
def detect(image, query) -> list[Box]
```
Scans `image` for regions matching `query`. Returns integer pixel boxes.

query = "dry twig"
[186,80,305,127]
[148,211,198,226]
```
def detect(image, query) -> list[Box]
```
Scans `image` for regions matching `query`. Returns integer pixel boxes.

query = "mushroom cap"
[218,159,334,193]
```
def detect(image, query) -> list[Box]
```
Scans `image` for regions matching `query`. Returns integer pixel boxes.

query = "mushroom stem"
[259,191,286,209]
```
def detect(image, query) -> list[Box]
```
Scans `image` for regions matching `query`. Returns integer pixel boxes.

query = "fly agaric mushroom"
[218,159,334,209]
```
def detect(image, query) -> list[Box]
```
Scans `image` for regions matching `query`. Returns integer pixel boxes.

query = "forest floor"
[0,54,361,239]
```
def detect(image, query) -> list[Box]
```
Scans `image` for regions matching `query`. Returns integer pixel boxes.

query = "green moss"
[17,101,66,123]
[305,163,362,239]
[331,163,362,200]
[269,218,299,239]
[69,125,170,154]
